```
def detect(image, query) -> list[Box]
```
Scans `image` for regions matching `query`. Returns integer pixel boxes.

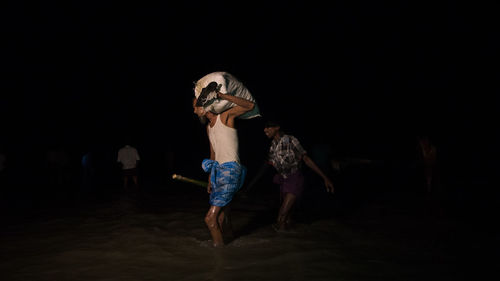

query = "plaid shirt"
[268,134,306,177]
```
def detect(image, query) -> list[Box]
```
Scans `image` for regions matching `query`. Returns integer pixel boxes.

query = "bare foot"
[272,223,286,232]
[200,240,225,248]
[213,242,225,248]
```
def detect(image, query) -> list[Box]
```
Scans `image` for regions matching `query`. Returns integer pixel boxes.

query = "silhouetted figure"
[263,120,334,232]
[0,147,7,203]
[417,136,437,193]
[416,135,443,216]
[117,144,140,190]
[45,145,70,187]
[193,84,255,248]
[80,148,96,200]
[165,146,175,182]
[0,149,6,180]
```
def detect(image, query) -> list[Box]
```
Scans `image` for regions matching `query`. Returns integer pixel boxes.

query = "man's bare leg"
[275,193,296,231]
[205,205,224,247]
[218,205,234,241]
[123,176,129,189]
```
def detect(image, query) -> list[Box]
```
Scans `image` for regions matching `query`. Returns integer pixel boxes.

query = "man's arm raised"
[217,92,255,125]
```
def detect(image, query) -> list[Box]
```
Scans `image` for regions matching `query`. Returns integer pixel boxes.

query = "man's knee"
[205,213,218,229]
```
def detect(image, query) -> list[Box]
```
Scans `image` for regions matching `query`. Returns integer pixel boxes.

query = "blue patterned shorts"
[202,159,246,207]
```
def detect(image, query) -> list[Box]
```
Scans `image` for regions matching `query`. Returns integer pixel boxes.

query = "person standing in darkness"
[263,120,334,232]
[117,143,140,189]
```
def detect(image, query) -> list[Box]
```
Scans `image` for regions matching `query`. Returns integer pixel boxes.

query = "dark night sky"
[1,1,498,181]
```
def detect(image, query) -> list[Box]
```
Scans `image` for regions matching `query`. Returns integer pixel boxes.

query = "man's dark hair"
[264,120,281,128]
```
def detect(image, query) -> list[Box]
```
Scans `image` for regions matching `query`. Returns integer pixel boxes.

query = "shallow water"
[0,182,489,281]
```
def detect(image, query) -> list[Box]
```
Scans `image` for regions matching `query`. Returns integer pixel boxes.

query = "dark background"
[0,1,498,211]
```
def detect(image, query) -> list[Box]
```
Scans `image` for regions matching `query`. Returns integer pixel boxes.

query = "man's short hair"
[264,120,280,128]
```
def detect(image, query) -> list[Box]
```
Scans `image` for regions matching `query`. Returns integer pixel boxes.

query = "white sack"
[194,72,260,119]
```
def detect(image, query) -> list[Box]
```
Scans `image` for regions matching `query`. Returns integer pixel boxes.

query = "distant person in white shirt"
[117,144,140,189]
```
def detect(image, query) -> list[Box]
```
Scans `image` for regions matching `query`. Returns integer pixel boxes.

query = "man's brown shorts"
[123,168,137,177]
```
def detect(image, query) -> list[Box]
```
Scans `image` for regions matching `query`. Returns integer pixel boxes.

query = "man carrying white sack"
[193,71,260,120]
[193,72,259,248]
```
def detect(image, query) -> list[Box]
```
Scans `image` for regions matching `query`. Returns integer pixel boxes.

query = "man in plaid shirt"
[264,120,334,231]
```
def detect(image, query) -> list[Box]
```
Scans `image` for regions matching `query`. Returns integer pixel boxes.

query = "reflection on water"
[0,183,478,281]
